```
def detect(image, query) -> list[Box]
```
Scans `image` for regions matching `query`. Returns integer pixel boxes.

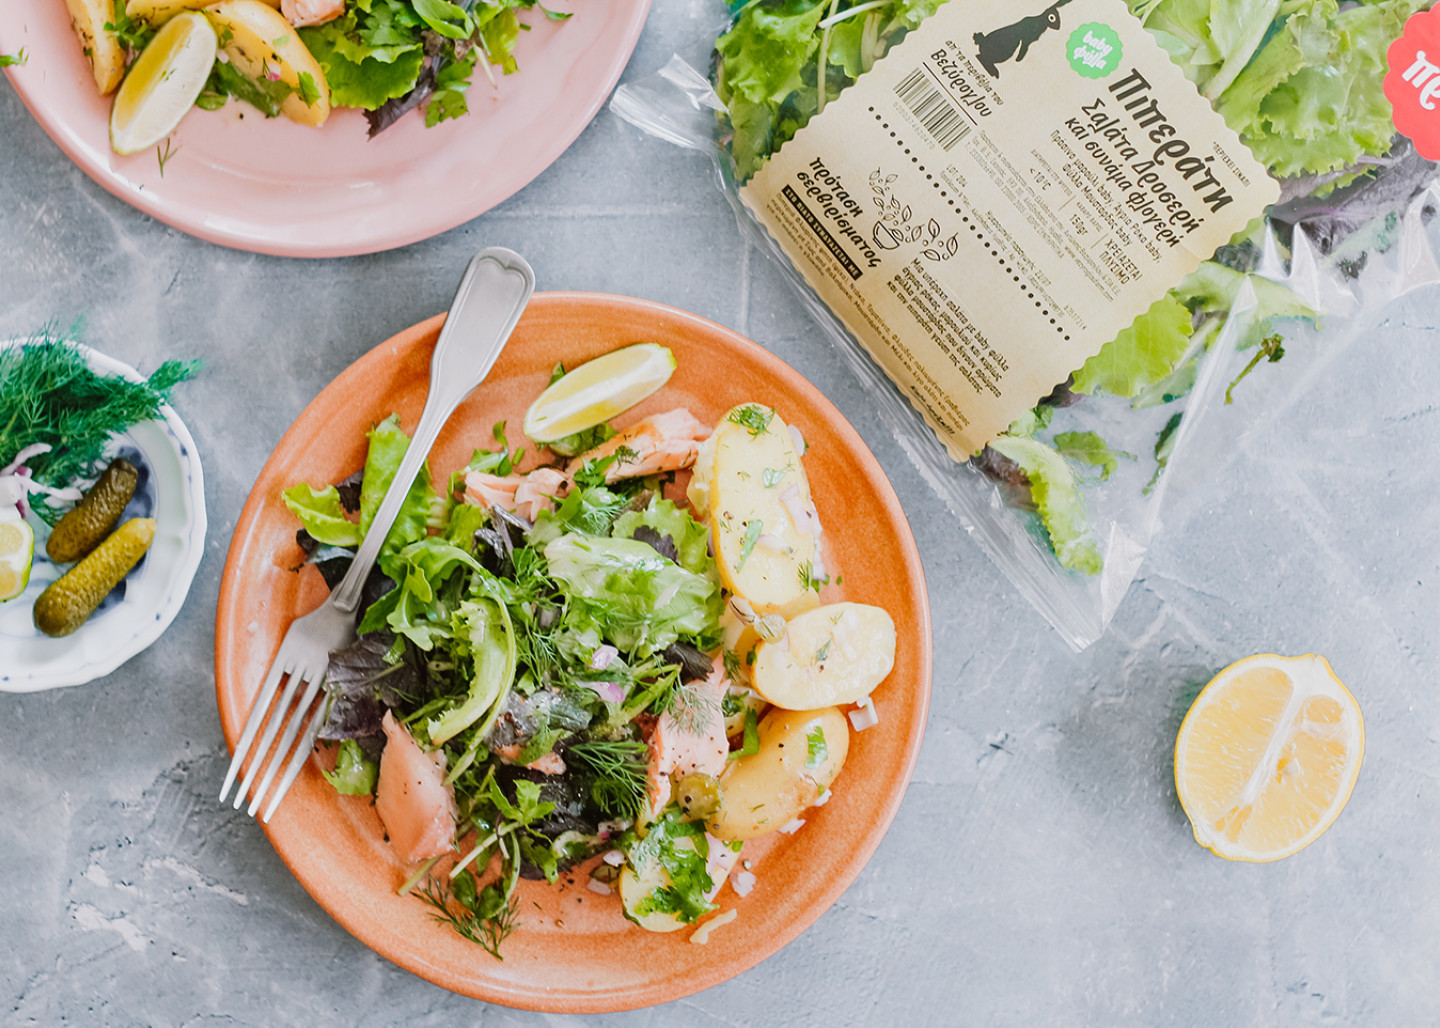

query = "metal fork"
[219,247,536,822]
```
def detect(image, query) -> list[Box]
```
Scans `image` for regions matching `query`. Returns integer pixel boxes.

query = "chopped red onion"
[582,680,626,704]
[589,645,619,670]
[732,870,756,897]
[586,879,613,896]
[602,849,625,867]
[0,443,52,478]
[778,818,805,835]
[779,484,812,533]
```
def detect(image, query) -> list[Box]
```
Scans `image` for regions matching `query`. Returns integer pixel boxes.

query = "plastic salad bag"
[612,0,1440,650]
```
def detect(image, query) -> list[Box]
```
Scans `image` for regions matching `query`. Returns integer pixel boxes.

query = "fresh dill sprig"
[568,739,649,821]
[415,872,518,961]
[727,404,773,437]
[0,329,199,522]
[652,674,722,738]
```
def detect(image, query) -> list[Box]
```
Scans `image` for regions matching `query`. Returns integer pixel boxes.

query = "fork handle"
[331,247,536,615]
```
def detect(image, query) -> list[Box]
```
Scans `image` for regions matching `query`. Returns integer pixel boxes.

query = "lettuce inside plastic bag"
[613,0,1440,647]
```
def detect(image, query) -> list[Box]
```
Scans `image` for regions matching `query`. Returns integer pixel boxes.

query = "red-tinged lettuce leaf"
[1071,294,1194,399]
[319,631,422,741]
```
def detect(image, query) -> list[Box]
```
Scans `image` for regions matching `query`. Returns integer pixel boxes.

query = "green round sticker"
[1068,23,1122,79]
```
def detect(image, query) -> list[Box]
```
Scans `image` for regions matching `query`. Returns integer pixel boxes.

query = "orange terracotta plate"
[214,293,932,1012]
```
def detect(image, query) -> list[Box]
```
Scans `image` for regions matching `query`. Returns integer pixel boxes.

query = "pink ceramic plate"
[0,3,649,257]
[214,294,932,1011]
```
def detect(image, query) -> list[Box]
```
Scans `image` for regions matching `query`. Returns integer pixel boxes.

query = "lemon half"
[1175,653,1364,862]
[0,516,35,602]
[110,11,218,155]
[524,343,675,443]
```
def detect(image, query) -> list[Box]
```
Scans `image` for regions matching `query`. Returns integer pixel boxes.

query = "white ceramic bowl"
[0,341,206,691]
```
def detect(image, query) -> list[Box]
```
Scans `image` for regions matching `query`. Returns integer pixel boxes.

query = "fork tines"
[219,665,329,823]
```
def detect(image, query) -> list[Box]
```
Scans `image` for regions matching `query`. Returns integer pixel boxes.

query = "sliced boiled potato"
[707,706,848,842]
[65,0,126,95]
[752,602,896,710]
[707,404,818,617]
[619,830,740,933]
[206,0,330,126]
[127,0,279,26]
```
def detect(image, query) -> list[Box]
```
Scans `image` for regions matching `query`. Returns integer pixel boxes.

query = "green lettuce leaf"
[1071,294,1194,398]
[1053,431,1135,482]
[610,496,715,578]
[428,595,517,744]
[300,15,424,111]
[988,436,1103,575]
[1212,0,1425,177]
[359,538,487,649]
[359,414,436,579]
[544,535,722,658]
[323,739,379,795]
[282,483,362,547]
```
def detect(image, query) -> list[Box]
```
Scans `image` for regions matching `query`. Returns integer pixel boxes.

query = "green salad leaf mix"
[298,0,568,134]
[289,415,728,955]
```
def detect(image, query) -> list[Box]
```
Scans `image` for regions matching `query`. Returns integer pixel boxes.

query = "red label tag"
[1386,8,1440,160]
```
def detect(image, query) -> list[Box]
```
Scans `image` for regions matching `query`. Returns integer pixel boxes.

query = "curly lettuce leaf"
[1071,294,1194,399]
[359,414,436,579]
[1212,0,1425,177]
[716,0,948,179]
[610,497,714,579]
[988,436,1103,575]
[301,18,425,111]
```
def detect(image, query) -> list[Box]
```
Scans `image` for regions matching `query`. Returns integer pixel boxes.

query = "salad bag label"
[1387,8,1440,160]
[738,0,1278,458]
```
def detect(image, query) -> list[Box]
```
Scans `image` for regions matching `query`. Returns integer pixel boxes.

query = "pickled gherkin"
[33,517,155,637]
[46,458,139,563]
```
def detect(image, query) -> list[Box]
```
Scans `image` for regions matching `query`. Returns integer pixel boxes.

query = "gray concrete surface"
[4,2,1439,1024]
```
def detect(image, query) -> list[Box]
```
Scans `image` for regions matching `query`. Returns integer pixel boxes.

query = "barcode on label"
[894,68,970,151]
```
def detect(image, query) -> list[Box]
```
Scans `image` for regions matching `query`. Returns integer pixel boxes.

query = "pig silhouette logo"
[973,0,1075,78]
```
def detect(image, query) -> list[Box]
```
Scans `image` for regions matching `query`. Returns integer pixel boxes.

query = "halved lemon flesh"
[524,343,675,442]
[109,11,218,155]
[0,517,35,602]
[1175,653,1364,862]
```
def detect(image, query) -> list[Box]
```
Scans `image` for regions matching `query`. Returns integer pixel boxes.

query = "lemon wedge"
[109,11,218,156]
[0,515,35,602]
[524,343,675,443]
[1175,653,1364,862]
